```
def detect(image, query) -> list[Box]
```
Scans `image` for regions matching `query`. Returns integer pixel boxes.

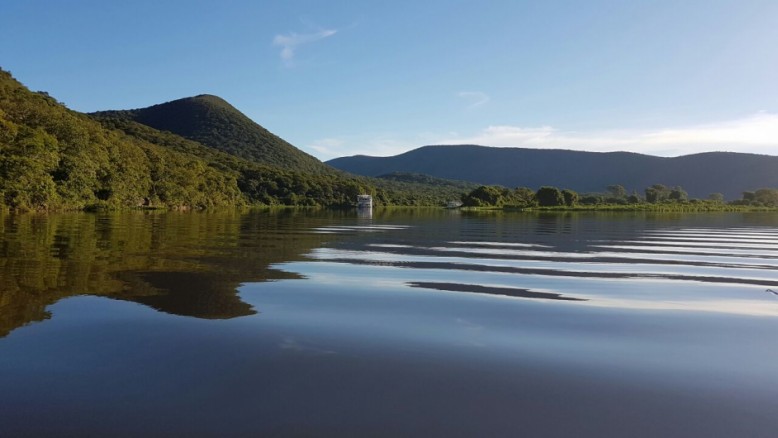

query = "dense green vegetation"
[460,183,778,211]
[0,68,253,210]
[461,185,536,208]
[90,113,372,207]
[735,188,778,207]
[0,68,465,211]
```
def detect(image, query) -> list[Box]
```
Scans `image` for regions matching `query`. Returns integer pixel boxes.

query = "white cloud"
[307,136,412,161]
[436,112,778,157]
[457,91,490,109]
[272,29,337,65]
[356,138,412,157]
[641,112,778,148]
[307,138,345,157]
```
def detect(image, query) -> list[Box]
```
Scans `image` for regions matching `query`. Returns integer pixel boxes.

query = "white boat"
[357,194,373,209]
[446,200,463,209]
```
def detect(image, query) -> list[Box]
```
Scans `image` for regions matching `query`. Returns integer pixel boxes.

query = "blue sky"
[2,0,777,159]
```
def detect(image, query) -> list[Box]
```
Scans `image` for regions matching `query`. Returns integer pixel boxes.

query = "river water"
[1,209,777,436]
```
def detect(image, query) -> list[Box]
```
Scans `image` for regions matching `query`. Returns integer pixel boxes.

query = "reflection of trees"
[0,210,336,337]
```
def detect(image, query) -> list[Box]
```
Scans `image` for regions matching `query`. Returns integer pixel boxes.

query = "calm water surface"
[1,209,777,437]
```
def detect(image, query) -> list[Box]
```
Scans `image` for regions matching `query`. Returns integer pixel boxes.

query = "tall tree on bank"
[561,189,579,207]
[536,186,564,207]
[607,184,627,200]
[669,186,688,202]
[645,184,670,203]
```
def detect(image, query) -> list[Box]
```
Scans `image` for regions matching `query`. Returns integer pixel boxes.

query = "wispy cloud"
[272,29,337,65]
[457,91,490,109]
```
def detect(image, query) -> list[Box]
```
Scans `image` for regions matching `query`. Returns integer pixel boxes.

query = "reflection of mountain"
[115,271,258,319]
[0,210,338,337]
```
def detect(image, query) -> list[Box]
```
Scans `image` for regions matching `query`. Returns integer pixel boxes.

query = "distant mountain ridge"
[327,145,778,199]
[92,94,331,174]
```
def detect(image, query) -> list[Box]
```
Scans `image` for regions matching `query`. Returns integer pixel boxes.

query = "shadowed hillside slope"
[92,94,331,174]
[327,145,778,199]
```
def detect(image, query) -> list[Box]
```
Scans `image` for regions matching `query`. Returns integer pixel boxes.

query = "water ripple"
[297,223,778,314]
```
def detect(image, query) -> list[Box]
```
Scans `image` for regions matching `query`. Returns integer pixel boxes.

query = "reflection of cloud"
[272,29,337,65]
[279,336,335,355]
[456,317,483,331]
[581,297,778,317]
[437,112,778,157]
[456,317,485,347]
[457,91,490,109]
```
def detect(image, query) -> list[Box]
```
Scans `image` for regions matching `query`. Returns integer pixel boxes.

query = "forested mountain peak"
[92,93,331,174]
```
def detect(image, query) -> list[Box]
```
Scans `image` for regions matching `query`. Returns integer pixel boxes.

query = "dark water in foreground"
[1,209,777,437]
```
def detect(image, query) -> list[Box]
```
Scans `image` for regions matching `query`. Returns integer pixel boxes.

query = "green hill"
[1,68,229,210]
[0,68,466,211]
[92,94,331,174]
[0,68,342,210]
